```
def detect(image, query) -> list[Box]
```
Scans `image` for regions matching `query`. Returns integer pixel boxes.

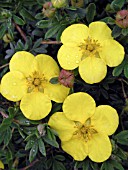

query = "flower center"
[79,37,101,59]
[26,71,48,93]
[73,119,97,142]
[33,78,41,86]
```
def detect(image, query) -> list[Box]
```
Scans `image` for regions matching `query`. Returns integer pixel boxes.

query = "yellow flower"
[48,92,119,162]
[57,21,125,84]
[0,160,4,169]
[1,51,69,120]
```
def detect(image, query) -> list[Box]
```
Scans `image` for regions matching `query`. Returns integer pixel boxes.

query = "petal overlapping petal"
[36,54,60,80]
[44,83,69,103]
[57,45,82,70]
[48,112,75,141]
[10,51,36,77]
[61,24,89,46]
[62,139,88,161]
[88,133,112,162]
[89,21,113,42]
[79,57,107,84]
[63,92,96,123]
[20,92,52,120]
[1,71,27,101]
[91,105,119,135]
[99,39,125,67]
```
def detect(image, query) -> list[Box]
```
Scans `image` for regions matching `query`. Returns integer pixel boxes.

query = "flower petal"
[61,24,89,46]
[48,112,76,141]
[0,160,4,169]
[62,138,88,161]
[79,57,107,84]
[20,92,52,120]
[63,92,96,123]
[99,39,125,67]
[88,133,112,162]
[35,54,60,80]
[89,21,112,42]
[44,83,69,103]
[57,45,82,70]
[91,105,119,135]
[1,71,27,101]
[10,51,36,76]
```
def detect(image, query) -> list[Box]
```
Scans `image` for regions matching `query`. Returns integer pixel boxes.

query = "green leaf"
[8,107,16,118]
[114,130,128,145]
[50,77,59,84]
[0,23,6,39]
[4,127,12,146]
[25,139,35,150]
[53,160,66,170]
[0,117,13,132]
[38,138,46,156]
[33,38,42,49]
[19,8,36,21]
[0,2,13,7]
[17,127,26,139]
[124,64,128,78]
[110,0,125,11]
[114,147,127,160]
[100,161,114,170]
[109,160,124,170]
[112,25,122,38]
[112,60,125,76]
[44,25,62,39]
[43,128,59,148]
[13,15,25,25]
[36,20,50,28]
[101,17,115,25]
[55,155,65,161]
[56,25,66,41]
[86,3,96,23]
[83,159,90,170]
[51,103,62,114]
[29,142,38,162]
[15,115,31,126]
[122,28,128,36]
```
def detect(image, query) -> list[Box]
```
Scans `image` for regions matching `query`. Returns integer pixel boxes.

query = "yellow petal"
[99,39,125,67]
[79,57,107,84]
[61,24,89,46]
[63,92,96,123]
[35,54,60,80]
[89,21,112,42]
[48,112,76,141]
[10,51,36,77]
[0,160,4,169]
[20,92,52,120]
[44,83,69,103]
[57,45,82,70]
[62,138,88,161]
[1,71,27,101]
[91,105,119,135]
[88,133,112,162]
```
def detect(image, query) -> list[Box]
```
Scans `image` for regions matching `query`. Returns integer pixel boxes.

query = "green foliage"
[0,0,128,169]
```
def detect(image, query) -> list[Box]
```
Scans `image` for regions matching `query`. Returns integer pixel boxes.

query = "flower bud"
[3,33,12,43]
[42,2,56,18]
[115,10,128,29]
[58,69,74,88]
[37,124,46,136]
[43,2,52,9]
[71,0,84,8]
[51,0,68,8]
